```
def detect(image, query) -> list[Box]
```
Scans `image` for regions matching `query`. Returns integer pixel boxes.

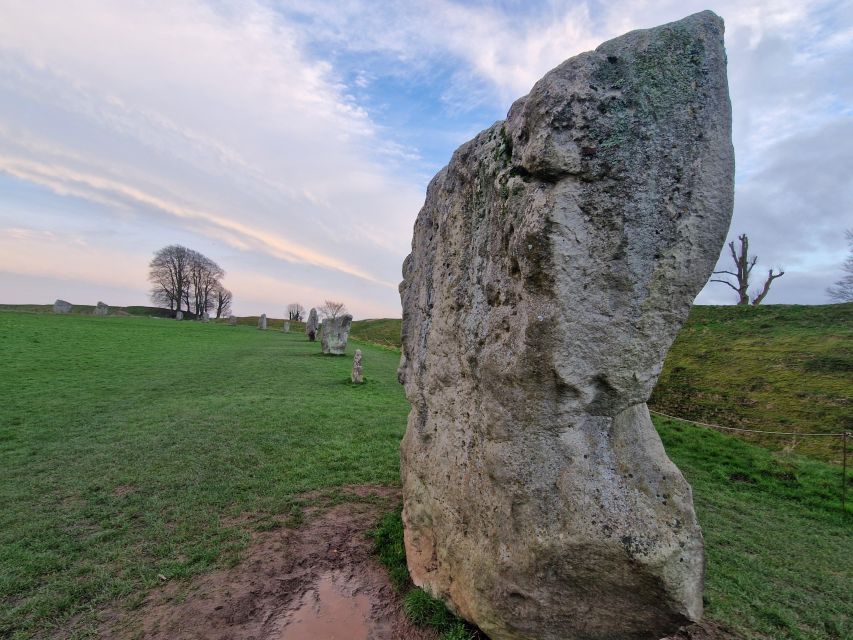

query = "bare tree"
[827,230,853,303]
[149,245,192,315]
[710,233,784,306]
[213,285,233,318]
[287,303,305,321]
[149,245,228,317]
[187,251,224,316]
[318,300,347,319]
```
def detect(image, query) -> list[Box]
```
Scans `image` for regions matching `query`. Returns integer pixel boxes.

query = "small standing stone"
[283,321,290,333]
[94,301,109,316]
[228,315,237,325]
[258,314,267,330]
[202,312,210,322]
[53,299,72,314]
[320,314,353,355]
[306,308,318,342]
[351,349,363,383]
[176,311,184,321]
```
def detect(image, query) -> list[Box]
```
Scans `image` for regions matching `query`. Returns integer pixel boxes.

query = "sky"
[1,0,851,318]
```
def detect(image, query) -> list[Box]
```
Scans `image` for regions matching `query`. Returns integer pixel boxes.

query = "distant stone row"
[53,299,109,315]
[255,307,354,355]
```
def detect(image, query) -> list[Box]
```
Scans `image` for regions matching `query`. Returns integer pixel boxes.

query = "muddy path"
[102,486,438,640]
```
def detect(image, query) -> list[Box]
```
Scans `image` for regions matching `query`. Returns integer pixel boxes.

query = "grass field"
[0,312,407,638]
[1,310,850,639]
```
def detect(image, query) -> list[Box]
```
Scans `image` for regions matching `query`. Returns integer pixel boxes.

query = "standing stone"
[176,311,184,321]
[320,314,352,355]
[283,321,290,333]
[53,299,72,314]
[94,301,109,316]
[258,314,267,330]
[398,12,733,640]
[202,312,210,323]
[306,308,319,342]
[228,315,237,325]
[351,349,363,383]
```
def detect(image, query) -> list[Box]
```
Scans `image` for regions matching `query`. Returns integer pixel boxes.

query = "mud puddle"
[101,485,438,640]
[276,571,373,639]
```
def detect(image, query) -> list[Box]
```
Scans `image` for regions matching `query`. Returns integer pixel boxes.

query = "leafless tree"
[148,245,228,317]
[710,233,784,306]
[148,245,192,315]
[287,303,305,321]
[827,229,853,303]
[187,251,224,316]
[318,300,347,319]
[214,285,233,318]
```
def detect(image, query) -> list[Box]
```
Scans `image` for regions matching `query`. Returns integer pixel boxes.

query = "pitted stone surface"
[320,314,352,355]
[398,11,733,640]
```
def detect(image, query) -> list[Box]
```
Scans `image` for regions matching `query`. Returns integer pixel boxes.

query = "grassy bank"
[651,304,852,463]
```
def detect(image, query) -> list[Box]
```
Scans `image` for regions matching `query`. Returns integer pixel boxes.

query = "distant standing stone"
[306,308,318,342]
[258,314,267,330]
[283,321,290,333]
[53,299,72,314]
[175,311,184,321]
[94,301,109,316]
[320,314,352,355]
[228,315,237,325]
[351,349,363,383]
[202,312,210,322]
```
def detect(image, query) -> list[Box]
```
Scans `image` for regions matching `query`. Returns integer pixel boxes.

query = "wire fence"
[648,408,851,513]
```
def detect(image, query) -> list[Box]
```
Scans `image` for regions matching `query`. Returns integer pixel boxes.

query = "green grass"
[651,304,852,463]
[0,312,407,638]
[1,311,850,639]
[350,318,405,350]
[657,415,851,640]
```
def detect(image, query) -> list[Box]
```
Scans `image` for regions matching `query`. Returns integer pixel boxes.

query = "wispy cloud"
[0,0,850,314]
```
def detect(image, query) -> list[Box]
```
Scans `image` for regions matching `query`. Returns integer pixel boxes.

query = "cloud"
[0,0,421,315]
[0,0,850,316]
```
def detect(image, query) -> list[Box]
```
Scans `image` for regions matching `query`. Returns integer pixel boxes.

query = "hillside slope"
[352,304,852,463]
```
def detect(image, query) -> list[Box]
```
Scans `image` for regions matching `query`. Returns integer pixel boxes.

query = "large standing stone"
[176,311,184,321]
[258,314,267,330]
[53,299,72,314]
[201,312,210,323]
[398,12,733,640]
[94,301,109,316]
[306,308,319,342]
[228,314,236,325]
[351,349,363,383]
[320,314,352,355]
[283,321,290,333]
